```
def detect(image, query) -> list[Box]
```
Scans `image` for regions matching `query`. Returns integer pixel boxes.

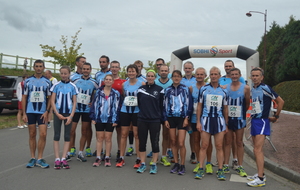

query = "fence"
[0,53,100,75]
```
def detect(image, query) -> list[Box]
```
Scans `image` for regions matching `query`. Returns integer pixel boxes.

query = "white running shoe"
[247,176,266,187]
[18,126,24,129]
[247,173,266,181]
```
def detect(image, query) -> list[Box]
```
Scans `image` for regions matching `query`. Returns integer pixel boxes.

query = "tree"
[40,28,84,70]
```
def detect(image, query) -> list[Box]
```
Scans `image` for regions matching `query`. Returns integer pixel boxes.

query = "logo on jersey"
[153,91,158,96]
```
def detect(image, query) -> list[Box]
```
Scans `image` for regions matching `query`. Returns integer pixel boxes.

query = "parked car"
[0,75,23,114]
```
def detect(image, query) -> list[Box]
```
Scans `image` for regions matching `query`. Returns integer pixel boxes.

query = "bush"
[273,80,300,113]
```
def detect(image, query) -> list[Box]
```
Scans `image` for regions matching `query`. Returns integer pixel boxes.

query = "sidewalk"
[244,112,300,184]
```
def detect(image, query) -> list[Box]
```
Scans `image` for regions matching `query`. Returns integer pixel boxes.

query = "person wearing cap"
[136,70,167,174]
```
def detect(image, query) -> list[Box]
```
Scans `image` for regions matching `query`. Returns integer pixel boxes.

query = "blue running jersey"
[155,78,173,89]
[181,76,197,87]
[73,77,99,113]
[226,83,246,124]
[198,84,228,117]
[191,84,201,123]
[219,76,245,86]
[23,76,51,114]
[50,81,78,114]
[120,80,143,113]
[137,74,147,83]
[251,83,278,119]
[90,86,120,123]
[164,84,192,118]
[70,72,82,82]
[95,70,112,86]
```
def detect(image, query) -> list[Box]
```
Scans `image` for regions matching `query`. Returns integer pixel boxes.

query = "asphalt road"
[1,121,299,190]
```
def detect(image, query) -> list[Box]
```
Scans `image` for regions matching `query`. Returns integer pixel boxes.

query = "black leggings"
[137,121,161,153]
[53,113,72,141]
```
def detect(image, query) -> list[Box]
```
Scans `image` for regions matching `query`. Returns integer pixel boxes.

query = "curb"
[244,140,300,185]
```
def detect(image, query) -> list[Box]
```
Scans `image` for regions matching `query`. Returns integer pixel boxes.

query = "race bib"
[251,101,261,114]
[124,96,138,106]
[30,91,44,102]
[77,93,91,105]
[206,94,222,108]
[193,102,198,114]
[228,105,241,117]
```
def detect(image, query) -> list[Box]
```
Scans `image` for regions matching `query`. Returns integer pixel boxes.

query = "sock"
[258,176,264,181]
[162,155,167,158]
[167,148,171,151]
[129,131,134,144]
[120,156,124,159]
[137,157,140,160]
[55,158,60,161]
[97,156,101,159]
[105,156,109,159]
[206,162,211,165]
[78,151,83,155]
[141,162,146,165]
[233,158,238,161]
[61,158,66,161]
[151,162,156,166]
[86,147,90,149]
[67,152,70,155]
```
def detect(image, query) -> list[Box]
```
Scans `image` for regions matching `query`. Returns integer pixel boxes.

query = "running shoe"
[70,147,76,157]
[26,158,36,168]
[247,177,266,187]
[116,158,125,167]
[47,123,51,129]
[217,170,226,180]
[236,166,247,177]
[125,147,134,156]
[205,163,213,174]
[160,156,171,167]
[36,159,50,168]
[232,159,238,170]
[93,150,97,157]
[193,163,200,173]
[18,125,24,129]
[147,151,153,158]
[149,164,157,174]
[137,163,146,173]
[61,160,70,169]
[116,150,120,162]
[222,165,230,173]
[93,158,101,167]
[133,159,141,169]
[167,150,174,159]
[178,165,186,175]
[195,168,204,179]
[170,163,180,174]
[77,154,87,162]
[247,173,266,181]
[85,147,92,157]
[105,158,111,167]
[190,152,197,164]
[54,160,61,169]
[66,154,71,162]
[23,124,28,128]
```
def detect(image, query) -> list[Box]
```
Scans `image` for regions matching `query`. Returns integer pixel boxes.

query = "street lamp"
[246,9,267,71]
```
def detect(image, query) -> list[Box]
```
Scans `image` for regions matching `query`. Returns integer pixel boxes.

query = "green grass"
[0,114,18,129]
[273,80,300,113]
[0,67,61,80]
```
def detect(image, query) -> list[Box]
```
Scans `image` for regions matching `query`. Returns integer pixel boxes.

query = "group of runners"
[21,56,284,187]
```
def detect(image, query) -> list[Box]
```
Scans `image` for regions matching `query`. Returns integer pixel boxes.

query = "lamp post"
[246,9,267,71]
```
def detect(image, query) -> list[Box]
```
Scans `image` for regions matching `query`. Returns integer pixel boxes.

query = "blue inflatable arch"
[170,45,259,87]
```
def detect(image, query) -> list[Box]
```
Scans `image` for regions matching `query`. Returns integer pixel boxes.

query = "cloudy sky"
[0,0,299,78]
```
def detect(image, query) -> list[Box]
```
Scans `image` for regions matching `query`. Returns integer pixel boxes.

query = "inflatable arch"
[170,45,259,87]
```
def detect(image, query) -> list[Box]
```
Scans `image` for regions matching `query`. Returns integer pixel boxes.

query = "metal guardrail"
[0,53,100,75]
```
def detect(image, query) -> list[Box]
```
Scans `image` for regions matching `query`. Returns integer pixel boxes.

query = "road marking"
[229,174,249,183]
[0,153,54,175]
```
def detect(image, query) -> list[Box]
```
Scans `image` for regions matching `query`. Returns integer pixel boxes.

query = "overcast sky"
[0,0,299,78]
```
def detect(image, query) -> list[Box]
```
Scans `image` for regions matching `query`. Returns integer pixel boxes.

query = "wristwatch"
[273,115,279,119]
